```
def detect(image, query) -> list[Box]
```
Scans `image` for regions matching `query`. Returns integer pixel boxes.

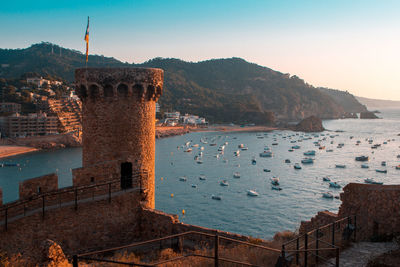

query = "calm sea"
[1,108,400,239]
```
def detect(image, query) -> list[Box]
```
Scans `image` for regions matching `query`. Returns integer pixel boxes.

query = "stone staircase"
[321,241,398,267]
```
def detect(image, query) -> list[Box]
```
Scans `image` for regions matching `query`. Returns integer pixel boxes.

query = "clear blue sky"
[1,0,400,100]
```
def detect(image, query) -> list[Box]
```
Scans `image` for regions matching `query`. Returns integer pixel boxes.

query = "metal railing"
[0,170,148,231]
[72,231,282,267]
[281,215,356,266]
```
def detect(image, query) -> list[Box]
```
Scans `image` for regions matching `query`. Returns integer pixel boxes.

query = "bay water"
[1,108,399,239]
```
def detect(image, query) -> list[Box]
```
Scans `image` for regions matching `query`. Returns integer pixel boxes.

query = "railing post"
[315,228,319,265]
[5,207,8,231]
[74,189,78,211]
[214,233,219,267]
[281,244,286,267]
[42,195,45,219]
[296,237,299,265]
[332,222,335,246]
[73,255,78,267]
[335,247,340,267]
[304,233,308,267]
[108,183,111,203]
[354,215,357,241]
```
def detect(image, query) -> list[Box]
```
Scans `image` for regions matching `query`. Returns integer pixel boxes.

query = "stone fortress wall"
[300,183,400,241]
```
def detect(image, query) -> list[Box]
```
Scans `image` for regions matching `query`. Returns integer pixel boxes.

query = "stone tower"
[75,68,163,208]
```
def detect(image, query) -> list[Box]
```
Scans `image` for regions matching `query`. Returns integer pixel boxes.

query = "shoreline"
[0,145,39,160]
[0,125,279,159]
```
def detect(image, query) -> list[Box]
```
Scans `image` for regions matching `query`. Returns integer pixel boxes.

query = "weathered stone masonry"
[75,68,163,209]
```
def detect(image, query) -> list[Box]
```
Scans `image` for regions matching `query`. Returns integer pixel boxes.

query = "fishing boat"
[270,177,280,185]
[199,175,206,180]
[211,195,222,200]
[329,182,341,188]
[322,192,333,199]
[220,180,229,186]
[355,156,369,161]
[259,151,273,157]
[271,185,282,191]
[301,158,314,164]
[233,172,241,178]
[303,150,316,156]
[247,190,259,196]
[364,178,383,185]
[294,163,301,170]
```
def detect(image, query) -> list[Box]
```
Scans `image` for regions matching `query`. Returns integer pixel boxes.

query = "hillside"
[319,88,367,113]
[0,42,368,123]
[356,96,400,109]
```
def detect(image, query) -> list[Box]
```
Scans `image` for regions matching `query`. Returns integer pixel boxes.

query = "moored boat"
[247,190,259,196]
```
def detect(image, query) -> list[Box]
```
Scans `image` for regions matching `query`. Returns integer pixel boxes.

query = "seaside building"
[180,113,207,125]
[0,112,58,137]
[26,77,63,88]
[0,102,21,114]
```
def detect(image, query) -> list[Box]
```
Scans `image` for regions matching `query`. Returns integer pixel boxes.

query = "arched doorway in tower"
[121,162,133,189]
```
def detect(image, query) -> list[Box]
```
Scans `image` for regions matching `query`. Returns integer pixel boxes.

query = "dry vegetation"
[79,231,296,267]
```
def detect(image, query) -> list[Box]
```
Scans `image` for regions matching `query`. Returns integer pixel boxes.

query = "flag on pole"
[84,16,90,62]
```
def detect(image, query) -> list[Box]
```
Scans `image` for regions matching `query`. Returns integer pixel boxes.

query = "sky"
[1,0,400,100]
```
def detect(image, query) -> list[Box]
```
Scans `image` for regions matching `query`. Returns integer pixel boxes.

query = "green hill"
[0,42,367,124]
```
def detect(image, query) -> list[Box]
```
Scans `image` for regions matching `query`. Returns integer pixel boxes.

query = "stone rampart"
[338,183,400,240]
[19,173,58,199]
[299,210,338,234]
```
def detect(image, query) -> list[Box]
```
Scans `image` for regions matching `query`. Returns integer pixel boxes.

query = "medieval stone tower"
[75,68,163,208]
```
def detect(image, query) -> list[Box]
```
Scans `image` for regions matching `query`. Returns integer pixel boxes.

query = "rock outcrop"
[293,116,324,132]
[360,111,379,119]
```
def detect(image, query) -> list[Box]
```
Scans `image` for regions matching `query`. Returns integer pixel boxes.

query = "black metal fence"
[72,231,282,267]
[282,215,356,266]
[0,170,148,231]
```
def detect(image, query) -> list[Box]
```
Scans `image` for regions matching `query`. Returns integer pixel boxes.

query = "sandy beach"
[0,145,38,160]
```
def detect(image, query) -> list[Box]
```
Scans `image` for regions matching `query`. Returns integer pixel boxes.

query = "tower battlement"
[75,68,163,102]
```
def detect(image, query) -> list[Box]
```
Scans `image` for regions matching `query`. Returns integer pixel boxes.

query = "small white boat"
[241,147,248,151]
[329,182,341,188]
[303,150,316,156]
[179,176,187,182]
[247,190,259,196]
[364,178,383,185]
[196,160,203,164]
[322,192,334,199]
[301,158,314,164]
[361,164,369,169]
[335,164,346,168]
[233,172,240,178]
[220,180,229,186]
[211,195,222,200]
[294,163,301,170]
[199,175,206,180]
